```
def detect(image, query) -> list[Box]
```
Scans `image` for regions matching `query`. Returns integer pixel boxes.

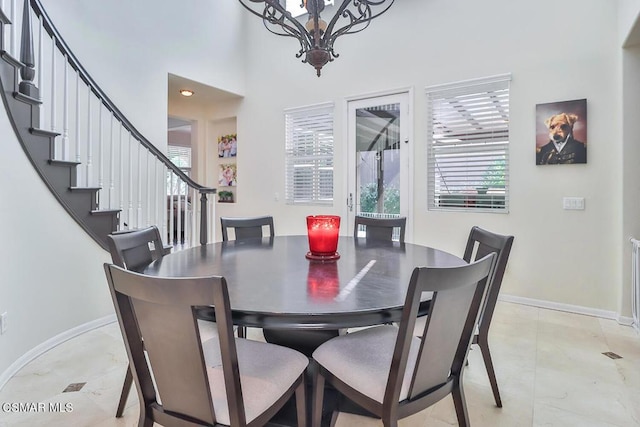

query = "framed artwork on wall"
[218,134,237,158]
[219,163,237,187]
[535,98,587,165]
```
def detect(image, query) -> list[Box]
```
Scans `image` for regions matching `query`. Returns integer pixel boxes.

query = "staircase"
[0,0,215,250]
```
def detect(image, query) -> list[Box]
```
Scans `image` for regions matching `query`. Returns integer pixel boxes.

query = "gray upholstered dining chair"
[220,215,274,242]
[220,215,274,338]
[311,253,496,427]
[414,226,514,408]
[107,226,171,417]
[463,226,514,408]
[107,225,169,272]
[354,215,406,243]
[104,264,309,427]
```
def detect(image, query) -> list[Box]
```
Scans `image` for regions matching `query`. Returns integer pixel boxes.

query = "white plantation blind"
[285,103,334,205]
[426,74,511,212]
[167,145,192,195]
[168,145,191,173]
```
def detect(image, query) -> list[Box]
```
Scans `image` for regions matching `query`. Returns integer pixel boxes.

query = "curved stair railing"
[0,0,216,250]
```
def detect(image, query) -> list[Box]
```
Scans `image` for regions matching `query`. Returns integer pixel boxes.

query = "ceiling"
[167,73,241,109]
[168,116,191,130]
[167,73,242,131]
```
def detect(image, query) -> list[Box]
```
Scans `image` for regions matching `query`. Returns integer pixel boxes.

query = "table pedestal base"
[267,364,377,427]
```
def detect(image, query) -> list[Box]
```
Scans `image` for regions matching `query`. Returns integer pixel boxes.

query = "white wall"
[235,0,623,313]
[620,0,640,46]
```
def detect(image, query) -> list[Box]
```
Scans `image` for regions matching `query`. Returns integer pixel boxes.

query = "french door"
[346,92,411,239]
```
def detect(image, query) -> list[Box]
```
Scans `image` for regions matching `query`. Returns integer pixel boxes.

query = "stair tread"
[48,159,81,167]
[30,127,61,138]
[14,91,42,105]
[70,186,102,191]
[91,209,121,215]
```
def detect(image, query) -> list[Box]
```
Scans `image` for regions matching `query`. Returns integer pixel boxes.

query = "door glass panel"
[355,103,402,237]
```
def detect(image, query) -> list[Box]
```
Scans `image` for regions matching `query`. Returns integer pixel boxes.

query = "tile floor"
[0,301,639,427]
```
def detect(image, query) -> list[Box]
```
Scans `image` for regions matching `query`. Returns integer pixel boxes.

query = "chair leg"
[452,378,470,427]
[116,365,133,417]
[295,376,307,427]
[478,339,502,407]
[237,326,246,338]
[329,410,339,427]
[311,364,325,427]
[138,405,153,427]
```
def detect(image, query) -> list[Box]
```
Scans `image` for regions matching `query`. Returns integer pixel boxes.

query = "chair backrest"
[220,215,275,241]
[103,264,244,426]
[353,215,406,243]
[107,226,167,272]
[386,253,495,404]
[462,226,514,336]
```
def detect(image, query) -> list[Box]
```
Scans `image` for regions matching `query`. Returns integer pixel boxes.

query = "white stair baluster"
[191,187,196,244]
[74,71,80,184]
[37,14,43,126]
[61,57,68,160]
[169,171,174,246]
[146,150,151,227]
[177,178,182,246]
[108,114,115,209]
[98,102,104,207]
[137,142,143,228]
[50,36,55,136]
[86,89,92,186]
[10,0,16,56]
[119,123,125,228]
[154,160,159,234]
[127,132,133,228]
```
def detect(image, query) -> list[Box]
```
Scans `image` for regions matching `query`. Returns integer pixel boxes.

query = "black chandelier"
[238,0,395,76]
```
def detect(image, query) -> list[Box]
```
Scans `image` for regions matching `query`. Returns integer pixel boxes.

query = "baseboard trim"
[617,315,635,327]
[0,314,116,390]
[499,294,624,321]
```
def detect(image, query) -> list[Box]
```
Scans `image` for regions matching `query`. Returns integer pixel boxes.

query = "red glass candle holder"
[306,215,340,261]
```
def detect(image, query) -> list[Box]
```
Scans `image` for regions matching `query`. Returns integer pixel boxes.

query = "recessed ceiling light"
[179,89,194,97]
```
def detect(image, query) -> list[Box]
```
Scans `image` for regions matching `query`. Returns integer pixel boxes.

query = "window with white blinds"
[168,145,192,173]
[426,74,511,212]
[285,103,334,205]
[167,145,191,195]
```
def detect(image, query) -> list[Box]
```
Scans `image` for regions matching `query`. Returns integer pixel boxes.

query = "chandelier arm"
[237,0,395,75]
[238,0,312,48]
[324,0,394,44]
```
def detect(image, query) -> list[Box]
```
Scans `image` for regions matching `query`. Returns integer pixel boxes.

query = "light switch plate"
[0,312,7,334]
[563,197,585,210]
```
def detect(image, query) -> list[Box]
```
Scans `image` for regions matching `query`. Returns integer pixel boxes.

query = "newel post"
[19,0,38,98]
[199,190,213,245]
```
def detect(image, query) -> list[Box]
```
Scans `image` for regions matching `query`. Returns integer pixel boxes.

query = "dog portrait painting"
[536,99,587,165]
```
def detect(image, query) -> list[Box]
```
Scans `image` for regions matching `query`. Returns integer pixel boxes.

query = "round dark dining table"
[142,235,465,330]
